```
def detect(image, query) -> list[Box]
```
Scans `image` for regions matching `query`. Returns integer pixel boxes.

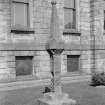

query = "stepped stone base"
[37,92,77,105]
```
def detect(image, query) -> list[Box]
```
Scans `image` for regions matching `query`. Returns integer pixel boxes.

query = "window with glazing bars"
[64,0,76,29]
[12,0,29,28]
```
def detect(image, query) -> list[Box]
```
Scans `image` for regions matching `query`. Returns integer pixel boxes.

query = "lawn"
[62,82,105,105]
[0,81,105,105]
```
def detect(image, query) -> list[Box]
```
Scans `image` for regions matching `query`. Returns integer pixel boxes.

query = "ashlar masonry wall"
[62,0,92,74]
[0,0,53,82]
[0,0,97,82]
[80,0,92,74]
[90,0,105,73]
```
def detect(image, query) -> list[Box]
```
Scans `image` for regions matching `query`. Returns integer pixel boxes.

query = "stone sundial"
[37,0,77,105]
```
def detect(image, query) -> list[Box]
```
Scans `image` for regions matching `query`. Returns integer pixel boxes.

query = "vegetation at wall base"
[91,72,105,86]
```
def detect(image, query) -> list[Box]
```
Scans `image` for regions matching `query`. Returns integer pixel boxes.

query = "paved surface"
[0,75,91,91]
[0,75,91,105]
[0,81,105,105]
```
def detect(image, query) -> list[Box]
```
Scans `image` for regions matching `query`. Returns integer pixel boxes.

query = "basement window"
[67,55,80,72]
[16,56,33,76]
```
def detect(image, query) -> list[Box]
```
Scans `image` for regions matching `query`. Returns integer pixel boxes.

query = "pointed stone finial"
[51,0,56,5]
[46,0,64,51]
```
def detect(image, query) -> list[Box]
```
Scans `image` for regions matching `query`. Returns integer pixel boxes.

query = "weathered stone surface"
[37,92,77,105]
[0,0,104,82]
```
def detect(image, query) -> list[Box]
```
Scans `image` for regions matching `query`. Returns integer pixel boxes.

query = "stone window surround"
[104,10,105,31]
[64,0,76,29]
[63,0,80,35]
[67,55,80,73]
[14,51,36,81]
[63,51,81,75]
[10,0,34,34]
[16,56,33,76]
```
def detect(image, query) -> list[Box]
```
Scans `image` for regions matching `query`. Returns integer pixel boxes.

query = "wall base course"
[0,49,93,82]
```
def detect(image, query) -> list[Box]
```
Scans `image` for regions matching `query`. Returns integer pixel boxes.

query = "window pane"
[16,56,33,76]
[104,10,105,30]
[64,0,75,8]
[64,9,75,29]
[12,2,28,27]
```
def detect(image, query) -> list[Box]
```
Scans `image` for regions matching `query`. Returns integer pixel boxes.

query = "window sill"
[11,26,35,34]
[63,29,81,35]
[16,75,37,81]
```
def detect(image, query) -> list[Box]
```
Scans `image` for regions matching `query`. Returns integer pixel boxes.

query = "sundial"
[37,0,77,105]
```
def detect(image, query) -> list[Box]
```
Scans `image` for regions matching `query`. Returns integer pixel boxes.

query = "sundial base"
[37,92,77,105]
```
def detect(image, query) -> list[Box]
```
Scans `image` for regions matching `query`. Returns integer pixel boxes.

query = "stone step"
[0,75,91,91]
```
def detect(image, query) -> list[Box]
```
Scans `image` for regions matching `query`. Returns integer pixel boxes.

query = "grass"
[62,82,105,105]
[0,81,105,105]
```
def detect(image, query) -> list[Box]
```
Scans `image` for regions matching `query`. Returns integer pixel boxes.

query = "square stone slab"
[37,92,77,105]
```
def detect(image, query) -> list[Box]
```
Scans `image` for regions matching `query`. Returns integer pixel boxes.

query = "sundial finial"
[51,0,56,5]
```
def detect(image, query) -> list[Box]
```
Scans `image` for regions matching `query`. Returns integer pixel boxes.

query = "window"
[64,0,76,29]
[67,55,79,72]
[104,10,105,30]
[16,56,33,76]
[12,0,29,28]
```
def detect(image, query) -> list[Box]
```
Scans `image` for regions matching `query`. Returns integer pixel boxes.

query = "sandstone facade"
[0,0,103,83]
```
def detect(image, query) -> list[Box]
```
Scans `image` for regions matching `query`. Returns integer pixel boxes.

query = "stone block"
[8,61,15,68]
[0,56,6,62]
[0,68,9,74]
[40,62,50,68]
[36,72,52,79]
[8,68,16,74]
[0,73,9,80]
[6,56,15,62]
[0,62,8,69]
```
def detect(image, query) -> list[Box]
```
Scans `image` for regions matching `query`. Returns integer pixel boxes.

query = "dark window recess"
[16,56,33,76]
[64,0,76,29]
[67,55,80,72]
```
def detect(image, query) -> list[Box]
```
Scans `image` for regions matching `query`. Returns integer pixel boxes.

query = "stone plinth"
[37,92,77,105]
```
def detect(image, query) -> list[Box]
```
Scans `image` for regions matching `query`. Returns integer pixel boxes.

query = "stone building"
[0,0,104,86]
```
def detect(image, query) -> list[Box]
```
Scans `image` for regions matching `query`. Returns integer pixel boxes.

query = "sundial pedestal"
[37,49,77,105]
